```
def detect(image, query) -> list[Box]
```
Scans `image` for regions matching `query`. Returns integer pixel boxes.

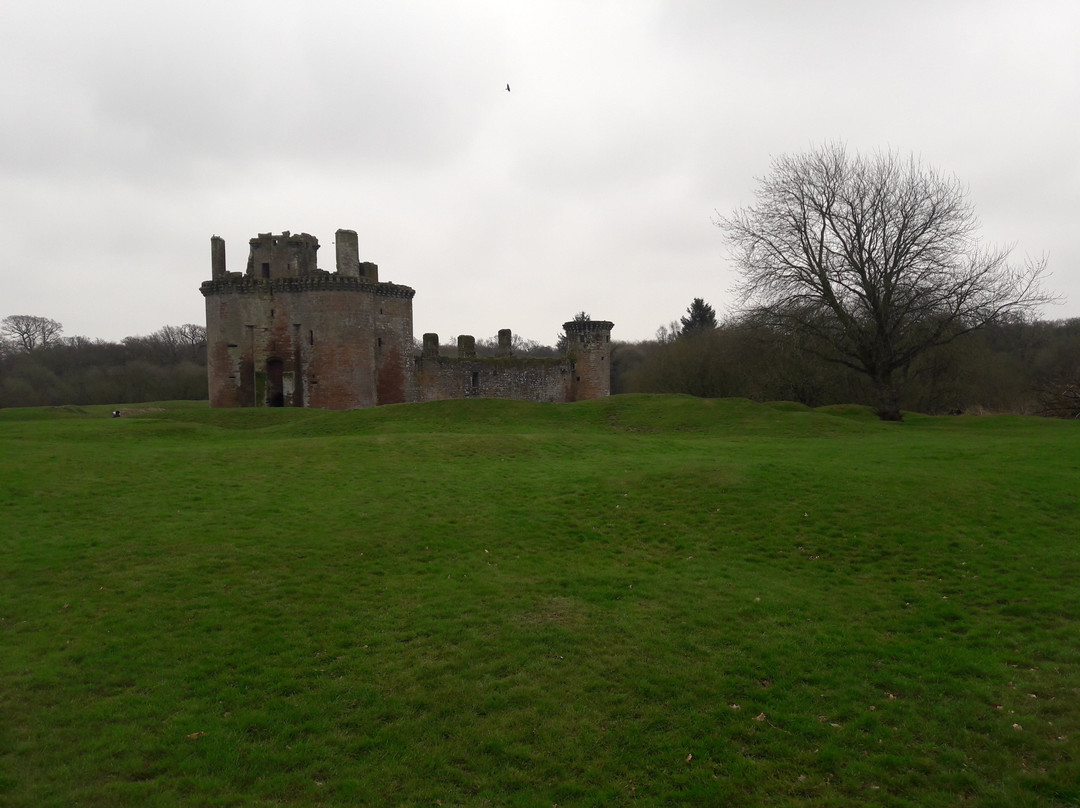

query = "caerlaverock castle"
[200,229,613,409]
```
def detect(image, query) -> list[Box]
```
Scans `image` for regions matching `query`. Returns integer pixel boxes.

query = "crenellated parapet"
[564,319,615,336]
[199,276,414,298]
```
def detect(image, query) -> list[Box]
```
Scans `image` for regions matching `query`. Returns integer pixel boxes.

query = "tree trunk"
[873,374,903,421]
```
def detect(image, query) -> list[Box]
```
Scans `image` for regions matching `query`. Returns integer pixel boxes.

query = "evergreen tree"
[679,298,717,338]
[556,311,591,353]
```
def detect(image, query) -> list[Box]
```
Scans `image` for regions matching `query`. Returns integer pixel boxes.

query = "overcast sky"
[3,0,1077,345]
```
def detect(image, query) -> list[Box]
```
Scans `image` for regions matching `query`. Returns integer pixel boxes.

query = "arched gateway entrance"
[266,358,284,407]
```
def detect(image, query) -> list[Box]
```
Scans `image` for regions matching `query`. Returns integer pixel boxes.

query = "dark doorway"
[266,358,285,407]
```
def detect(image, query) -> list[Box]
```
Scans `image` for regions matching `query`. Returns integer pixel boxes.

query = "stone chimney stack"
[496,329,513,357]
[458,335,476,358]
[211,235,226,279]
[335,229,360,277]
[422,333,440,358]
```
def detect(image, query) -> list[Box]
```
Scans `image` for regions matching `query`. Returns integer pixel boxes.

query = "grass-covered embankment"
[1,396,1078,806]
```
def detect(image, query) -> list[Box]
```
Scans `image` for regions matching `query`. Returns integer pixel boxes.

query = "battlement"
[564,319,615,334]
[199,275,414,299]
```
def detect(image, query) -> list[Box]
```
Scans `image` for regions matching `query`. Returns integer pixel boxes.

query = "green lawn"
[2,396,1078,806]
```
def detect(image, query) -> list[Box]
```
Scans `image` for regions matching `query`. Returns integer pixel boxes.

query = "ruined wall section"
[245,231,321,279]
[414,354,572,403]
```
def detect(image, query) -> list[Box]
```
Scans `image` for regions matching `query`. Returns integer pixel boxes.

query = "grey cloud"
[1,0,1076,344]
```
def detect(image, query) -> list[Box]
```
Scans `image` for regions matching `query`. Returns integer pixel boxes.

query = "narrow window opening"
[261,262,270,278]
[378,337,383,348]
[471,371,479,388]
[309,330,314,345]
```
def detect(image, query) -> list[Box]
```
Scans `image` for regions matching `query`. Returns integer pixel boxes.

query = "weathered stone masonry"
[201,229,613,409]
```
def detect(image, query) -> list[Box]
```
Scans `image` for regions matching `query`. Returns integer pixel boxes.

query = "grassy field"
[1,395,1078,806]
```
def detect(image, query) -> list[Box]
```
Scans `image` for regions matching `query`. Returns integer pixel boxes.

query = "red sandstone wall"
[202,279,392,409]
[204,293,239,407]
[302,287,376,409]
[374,293,414,404]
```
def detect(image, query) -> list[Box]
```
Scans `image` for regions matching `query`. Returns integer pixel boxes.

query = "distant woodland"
[0,317,207,408]
[2,312,1078,417]
[611,313,1080,418]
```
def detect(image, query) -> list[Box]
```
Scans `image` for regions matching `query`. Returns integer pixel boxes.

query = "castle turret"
[564,319,614,400]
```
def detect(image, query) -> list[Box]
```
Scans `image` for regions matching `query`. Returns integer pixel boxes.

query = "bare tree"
[654,320,681,345]
[1,315,64,351]
[718,144,1054,420]
[1035,376,1080,419]
[176,323,207,347]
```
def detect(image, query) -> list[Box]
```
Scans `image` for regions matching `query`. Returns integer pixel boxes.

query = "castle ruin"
[200,229,613,409]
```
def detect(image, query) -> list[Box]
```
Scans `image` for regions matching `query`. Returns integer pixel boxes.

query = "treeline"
[0,317,207,408]
[610,314,1080,417]
[4,311,1078,416]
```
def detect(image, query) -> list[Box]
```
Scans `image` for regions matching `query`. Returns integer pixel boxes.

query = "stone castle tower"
[201,229,613,409]
[564,319,615,401]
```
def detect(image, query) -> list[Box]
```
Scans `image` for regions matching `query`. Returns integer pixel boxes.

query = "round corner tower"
[200,229,414,409]
[563,319,614,401]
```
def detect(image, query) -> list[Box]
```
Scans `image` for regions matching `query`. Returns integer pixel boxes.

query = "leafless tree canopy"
[1035,377,1080,419]
[1,315,64,351]
[717,144,1054,420]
